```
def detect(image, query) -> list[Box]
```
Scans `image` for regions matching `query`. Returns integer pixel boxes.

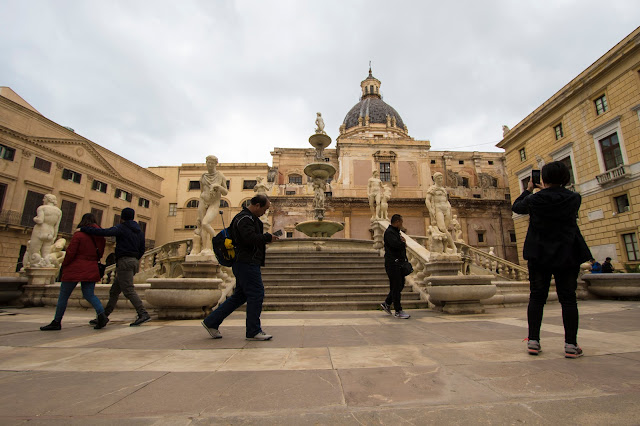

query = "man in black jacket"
[81,207,150,326]
[202,194,278,340]
[380,214,410,319]
[512,161,591,358]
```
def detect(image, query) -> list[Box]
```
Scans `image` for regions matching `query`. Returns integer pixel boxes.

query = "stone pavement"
[0,300,639,425]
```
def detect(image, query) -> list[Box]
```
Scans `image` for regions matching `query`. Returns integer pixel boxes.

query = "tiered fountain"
[294,113,344,237]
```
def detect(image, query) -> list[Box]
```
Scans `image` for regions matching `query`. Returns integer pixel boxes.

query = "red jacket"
[61,224,106,282]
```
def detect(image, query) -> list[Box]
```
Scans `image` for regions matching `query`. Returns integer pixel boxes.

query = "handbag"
[89,235,107,279]
[397,259,413,276]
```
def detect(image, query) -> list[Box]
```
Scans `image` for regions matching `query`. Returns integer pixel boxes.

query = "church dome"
[342,68,406,131]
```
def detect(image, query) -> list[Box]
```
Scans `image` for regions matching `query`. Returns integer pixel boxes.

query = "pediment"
[31,138,121,178]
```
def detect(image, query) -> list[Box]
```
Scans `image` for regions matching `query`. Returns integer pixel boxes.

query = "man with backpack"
[202,194,278,340]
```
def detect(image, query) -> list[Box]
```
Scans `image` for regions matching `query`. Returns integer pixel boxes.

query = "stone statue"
[194,155,228,254]
[253,176,270,195]
[502,125,510,136]
[426,225,447,254]
[450,214,464,242]
[24,194,62,268]
[425,172,457,254]
[536,154,546,169]
[312,177,326,210]
[315,112,326,134]
[48,238,67,270]
[379,185,391,221]
[367,170,383,220]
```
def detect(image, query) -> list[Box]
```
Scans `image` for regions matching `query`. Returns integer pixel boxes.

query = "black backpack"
[212,214,236,267]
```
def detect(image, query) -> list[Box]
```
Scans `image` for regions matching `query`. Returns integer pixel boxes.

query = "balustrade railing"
[596,164,627,185]
[455,242,528,281]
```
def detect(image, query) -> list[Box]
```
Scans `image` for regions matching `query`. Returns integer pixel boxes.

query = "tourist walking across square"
[512,161,592,358]
[40,213,109,330]
[81,207,150,326]
[380,214,410,319]
[202,194,278,340]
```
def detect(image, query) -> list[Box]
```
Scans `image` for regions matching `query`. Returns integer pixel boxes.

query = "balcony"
[596,164,627,186]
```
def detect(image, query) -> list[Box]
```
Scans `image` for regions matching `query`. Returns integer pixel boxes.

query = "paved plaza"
[0,300,639,425]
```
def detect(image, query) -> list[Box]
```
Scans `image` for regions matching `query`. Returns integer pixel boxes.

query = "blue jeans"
[54,282,104,322]
[203,262,264,338]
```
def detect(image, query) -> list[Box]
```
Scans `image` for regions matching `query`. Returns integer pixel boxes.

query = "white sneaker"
[394,311,410,319]
[202,321,222,339]
[246,331,273,341]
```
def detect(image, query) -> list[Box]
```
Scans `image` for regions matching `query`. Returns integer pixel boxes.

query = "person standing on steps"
[380,214,411,319]
[512,161,592,359]
[81,207,150,327]
[202,194,278,340]
[40,213,109,331]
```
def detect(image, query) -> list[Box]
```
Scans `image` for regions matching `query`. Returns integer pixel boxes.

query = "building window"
[519,148,526,162]
[554,123,564,140]
[138,221,147,236]
[0,144,15,161]
[168,203,177,216]
[509,231,517,243]
[92,180,108,193]
[288,174,303,185]
[505,193,511,203]
[325,191,332,198]
[462,177,469,188]
[220,199,229,208]
[226,180,230,190]
[324,157,331,162]
[0,183,6,211]
[184,225,196,230]
[33,157,51,173]
[243,199,252,208]
[595,94,608,115]
[557,156,575,185]
[599,133,623,171]
[473,194,481,199]
[114,188,132,202]
[243,180,257,190]
[614,194,630,214]
[138,198,150,208]
[21,190,45,227]
[16,245,27,272]
[488,160,494,165]
[186,199,199,208]
[459,160,464,165]
[90,208,103,226]
[521,176,531,192]
[113,214,121,226]
[477,232,485,244]
[380,162,391,182]
[188,180,200,191]
[286,191,295,195]
[59,200,77,234]
[623,233,639,261]
[431,160,436,164]
[286,231,293,238]
[62,168,82,184]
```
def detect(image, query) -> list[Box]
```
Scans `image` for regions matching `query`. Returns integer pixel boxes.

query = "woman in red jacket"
[40,213,108,330]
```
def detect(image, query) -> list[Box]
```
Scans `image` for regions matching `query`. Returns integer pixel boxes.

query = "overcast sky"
[1,1,639,168]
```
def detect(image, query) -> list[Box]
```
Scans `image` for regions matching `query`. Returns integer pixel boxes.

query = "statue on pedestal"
[367,170,383,220]
[450,214,464,242]
[23,194,63,267]
[193,155,228,254]
[425,172,457,254]
[312,177,326,211]
[379,185,391,221]
[315,112,326,134]
[254,176,272,231]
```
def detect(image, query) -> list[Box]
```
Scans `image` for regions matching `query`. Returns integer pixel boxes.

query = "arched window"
[186,199,199,208]
[289,174,303,185]
[219,199,229,208]
[242,199,252,208]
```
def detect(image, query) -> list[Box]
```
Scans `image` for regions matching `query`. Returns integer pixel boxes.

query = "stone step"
[262,271,386,280]
[265,254,381,261]
[264,292,423,302]
[263,260,384,267]
[262,277,389,286]
[262,300,429,311]
[264,285,393,294]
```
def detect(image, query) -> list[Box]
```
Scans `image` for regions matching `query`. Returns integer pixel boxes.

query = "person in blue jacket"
[512,161,592,359]
[81,207,150,326]
[589,258,602,273]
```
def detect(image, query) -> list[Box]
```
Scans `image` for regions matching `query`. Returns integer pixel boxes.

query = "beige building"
[498,26,640,271]
[0,88,163,276]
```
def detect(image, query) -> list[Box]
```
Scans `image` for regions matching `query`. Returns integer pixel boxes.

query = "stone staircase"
[261,249,428,311]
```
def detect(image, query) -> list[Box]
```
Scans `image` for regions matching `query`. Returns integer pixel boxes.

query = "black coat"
[384,224,407,266]
[232,207,272,266]
[82,220,145,260]
[512,186,591,267]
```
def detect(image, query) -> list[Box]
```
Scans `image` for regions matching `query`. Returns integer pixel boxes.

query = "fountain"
[295,113,344,237]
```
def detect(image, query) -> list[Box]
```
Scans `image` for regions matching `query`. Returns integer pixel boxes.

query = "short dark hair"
[390,214,403,224]
[606,257,612,261]
[77,213,98,228]
[250,194,269,207]
[541,161,571,186]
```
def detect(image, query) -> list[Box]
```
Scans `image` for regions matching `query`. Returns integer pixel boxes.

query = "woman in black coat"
[512,161,592,358]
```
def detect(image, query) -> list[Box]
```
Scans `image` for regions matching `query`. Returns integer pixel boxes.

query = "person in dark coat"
[40,213,108,330]
[380,214,411,319]
[602,257,614,273]
[81,207,149,327]
[512,161,592,359]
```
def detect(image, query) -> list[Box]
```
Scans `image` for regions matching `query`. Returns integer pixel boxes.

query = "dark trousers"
[104,257,147,316]
[203,262,264,338]
[527,260,580,345]
[385,263,405,312]
[54,282,104,322]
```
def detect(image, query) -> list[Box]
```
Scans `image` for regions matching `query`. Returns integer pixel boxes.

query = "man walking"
[380,214,410,319]
[81,207,150,326]
[202,194,278,340]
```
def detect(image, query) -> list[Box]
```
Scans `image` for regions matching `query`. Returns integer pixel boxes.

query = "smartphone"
[531,170,541,186]
[273,229,283,237]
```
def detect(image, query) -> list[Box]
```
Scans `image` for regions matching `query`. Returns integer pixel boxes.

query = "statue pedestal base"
[427,275,496,314]
[182,255,220,278]
[24,267,58,286]
[146,278,223,320]
[423,260,463,277]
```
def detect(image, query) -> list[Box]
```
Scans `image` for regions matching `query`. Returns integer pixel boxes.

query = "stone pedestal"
[182,254,220,278]
[427,275,496,314]
[24,267,58,285]
[423,260,463,277]
[0,277,28,305]
[146,278,223,319]
[582,273,640,299]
